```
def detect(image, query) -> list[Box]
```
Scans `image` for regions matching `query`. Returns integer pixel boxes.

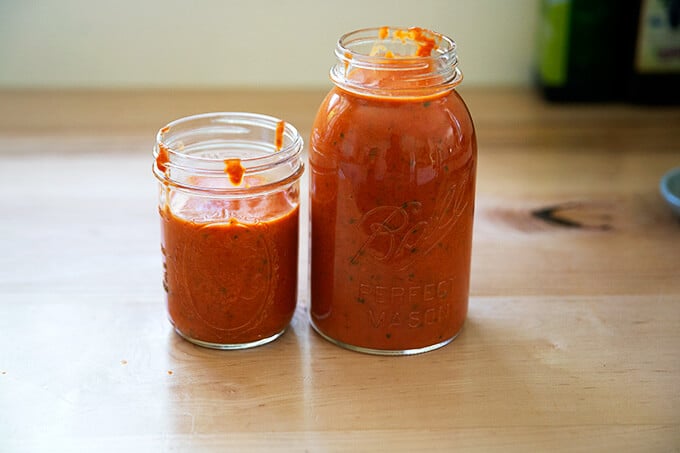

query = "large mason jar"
[309,27,477,355]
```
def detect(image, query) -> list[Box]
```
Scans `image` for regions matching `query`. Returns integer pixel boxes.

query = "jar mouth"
[331,26,463,98]
[153,112,304,195]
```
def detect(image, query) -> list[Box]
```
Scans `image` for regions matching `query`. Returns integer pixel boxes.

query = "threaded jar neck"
[330,26,463,99]
[153,112,304,196]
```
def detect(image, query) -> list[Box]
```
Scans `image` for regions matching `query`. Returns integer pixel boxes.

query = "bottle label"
[636,0,680,73]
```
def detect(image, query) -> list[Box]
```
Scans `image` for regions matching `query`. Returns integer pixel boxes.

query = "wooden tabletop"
[1,88,679,451]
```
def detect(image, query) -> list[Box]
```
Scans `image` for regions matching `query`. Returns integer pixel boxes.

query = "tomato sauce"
[161,192,299,346]
[156,143,169,174]
[224,158,245,185]
[275,120,285,151]
[310,27,476,353]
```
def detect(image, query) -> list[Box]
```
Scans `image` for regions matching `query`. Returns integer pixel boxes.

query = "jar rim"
[153,112,304,195]
[337,26,457,61]
[330,26,463,98]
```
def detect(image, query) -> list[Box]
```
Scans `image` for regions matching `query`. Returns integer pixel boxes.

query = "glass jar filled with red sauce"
[153,113,304,349]
[310,27,477,355]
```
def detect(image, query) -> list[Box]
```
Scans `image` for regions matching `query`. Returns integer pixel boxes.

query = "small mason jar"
[153,112,304,349]
[310,27,477,355]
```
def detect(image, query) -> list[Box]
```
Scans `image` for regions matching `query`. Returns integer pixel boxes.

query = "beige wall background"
[0,0,539,89]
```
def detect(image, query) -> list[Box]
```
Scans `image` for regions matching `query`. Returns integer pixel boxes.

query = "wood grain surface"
[0,88,678,452]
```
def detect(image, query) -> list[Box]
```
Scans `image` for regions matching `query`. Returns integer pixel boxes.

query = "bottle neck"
[330,26,463,99]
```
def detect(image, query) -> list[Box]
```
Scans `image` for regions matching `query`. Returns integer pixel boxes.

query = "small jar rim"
[153,112,304,194]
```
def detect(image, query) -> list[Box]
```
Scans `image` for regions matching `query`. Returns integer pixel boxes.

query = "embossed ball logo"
[182,221,278,333]
[351,172,471,270]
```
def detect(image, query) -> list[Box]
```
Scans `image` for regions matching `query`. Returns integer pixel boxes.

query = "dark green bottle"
[536,0,638,102]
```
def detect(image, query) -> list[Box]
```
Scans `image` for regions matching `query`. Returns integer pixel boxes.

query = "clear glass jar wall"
[153,112,304,350]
